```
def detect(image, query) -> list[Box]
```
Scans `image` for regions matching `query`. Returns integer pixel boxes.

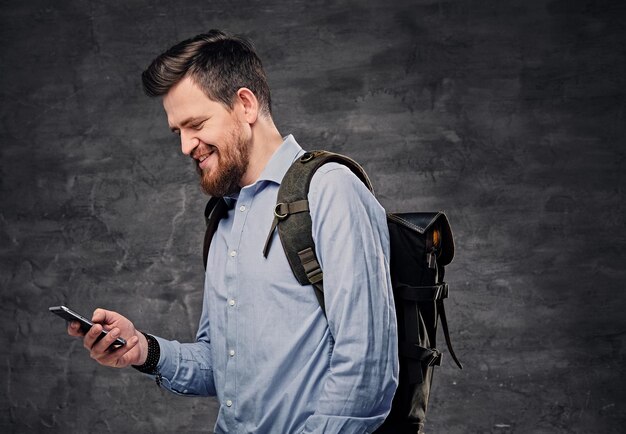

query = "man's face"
[163,76,251,197]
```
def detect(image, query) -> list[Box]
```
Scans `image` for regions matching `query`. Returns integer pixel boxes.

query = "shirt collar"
[256,134,305,185]
[224,134,304,203]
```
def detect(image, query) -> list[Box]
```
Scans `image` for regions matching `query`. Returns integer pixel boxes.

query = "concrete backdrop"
[1,0,624,432]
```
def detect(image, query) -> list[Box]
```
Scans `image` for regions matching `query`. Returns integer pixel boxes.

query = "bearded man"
[69,29,398,434]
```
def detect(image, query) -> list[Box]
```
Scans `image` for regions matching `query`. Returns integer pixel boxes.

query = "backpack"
[203,150,463,434]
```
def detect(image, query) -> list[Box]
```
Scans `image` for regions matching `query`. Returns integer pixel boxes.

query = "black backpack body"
[203,151,462,433]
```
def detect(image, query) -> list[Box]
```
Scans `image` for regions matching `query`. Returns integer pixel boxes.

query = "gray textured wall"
[1,0,624,433]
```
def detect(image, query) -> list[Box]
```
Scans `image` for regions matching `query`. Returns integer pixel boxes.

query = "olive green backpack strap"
[262,150,374,313]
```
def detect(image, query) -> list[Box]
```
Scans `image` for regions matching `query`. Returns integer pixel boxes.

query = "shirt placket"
[221,189,251,429]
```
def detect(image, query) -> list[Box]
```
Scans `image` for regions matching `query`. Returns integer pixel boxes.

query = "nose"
[180,131,199,156]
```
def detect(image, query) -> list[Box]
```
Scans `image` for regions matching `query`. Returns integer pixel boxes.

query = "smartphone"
[49,305,126,350]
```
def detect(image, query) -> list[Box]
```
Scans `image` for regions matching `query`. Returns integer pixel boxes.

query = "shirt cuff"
[152,335,179,381]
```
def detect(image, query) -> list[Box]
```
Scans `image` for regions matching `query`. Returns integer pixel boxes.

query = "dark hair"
[142,29,271,115]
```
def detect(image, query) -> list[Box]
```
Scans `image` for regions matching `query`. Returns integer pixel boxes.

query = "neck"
[240,115,283,187]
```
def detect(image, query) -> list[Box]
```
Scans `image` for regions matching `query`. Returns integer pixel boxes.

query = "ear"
[235,88,259,124]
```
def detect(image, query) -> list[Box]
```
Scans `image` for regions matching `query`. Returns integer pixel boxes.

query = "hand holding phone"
[50,305,126,350]
[50,305,146,368]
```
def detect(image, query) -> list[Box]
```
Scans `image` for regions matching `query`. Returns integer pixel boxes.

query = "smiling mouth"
[196,146,217,171]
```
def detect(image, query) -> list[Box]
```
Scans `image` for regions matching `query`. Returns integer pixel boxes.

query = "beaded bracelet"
[132,332,161,385]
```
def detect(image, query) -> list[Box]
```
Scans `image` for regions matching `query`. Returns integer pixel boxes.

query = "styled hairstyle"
[142,29,272,115]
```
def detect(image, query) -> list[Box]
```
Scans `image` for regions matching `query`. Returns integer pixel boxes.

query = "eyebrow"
[169,117,206,132]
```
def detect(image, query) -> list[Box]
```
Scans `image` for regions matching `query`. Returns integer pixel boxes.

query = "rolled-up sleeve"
[302,163,399,434]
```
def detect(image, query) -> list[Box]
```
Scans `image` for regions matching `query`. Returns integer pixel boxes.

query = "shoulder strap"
[203,197,230,269]
[262,150,373,312]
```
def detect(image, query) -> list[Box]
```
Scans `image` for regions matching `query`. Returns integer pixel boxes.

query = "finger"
[67,321,84,337]
[83,323,103,350]
[98,334,140,368]
[115,335,141,367]
[91,308,109,325]
[91,327,122,356]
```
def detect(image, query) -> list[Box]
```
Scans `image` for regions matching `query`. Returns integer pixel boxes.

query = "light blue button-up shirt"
[153,135,398,434]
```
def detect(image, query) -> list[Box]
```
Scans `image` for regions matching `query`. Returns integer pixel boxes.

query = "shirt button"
[229,349,235,357]
[239,205,246,212]
[229,250,237,257]
[228,299,236,307]
[225,399,233,407]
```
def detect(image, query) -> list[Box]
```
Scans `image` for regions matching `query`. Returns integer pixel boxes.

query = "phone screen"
[49,305,126,350]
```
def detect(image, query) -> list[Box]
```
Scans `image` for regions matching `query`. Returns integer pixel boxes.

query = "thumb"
[92,308,116,326]
[115,335,142,367]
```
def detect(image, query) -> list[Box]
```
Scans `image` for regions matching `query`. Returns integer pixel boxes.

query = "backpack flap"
[388,211,455,267]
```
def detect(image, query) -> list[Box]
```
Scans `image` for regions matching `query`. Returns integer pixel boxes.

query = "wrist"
[132,332,160,374]
[137,331,149,365]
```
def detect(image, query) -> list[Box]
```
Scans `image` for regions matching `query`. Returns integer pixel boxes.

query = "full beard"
[196,124,251,197]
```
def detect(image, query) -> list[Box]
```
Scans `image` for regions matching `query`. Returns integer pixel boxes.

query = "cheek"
[195,133,225,153]
[200,120,235,146]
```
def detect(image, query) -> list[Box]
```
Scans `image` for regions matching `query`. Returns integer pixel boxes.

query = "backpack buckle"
[298,247,324,284]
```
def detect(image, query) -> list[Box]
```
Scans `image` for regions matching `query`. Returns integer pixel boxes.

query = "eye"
[190,121,205,130]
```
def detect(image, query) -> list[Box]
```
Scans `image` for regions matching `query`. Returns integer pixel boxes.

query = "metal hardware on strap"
[298,247,323,284]
[274,203,289,219]
[395,283,449,302]
[297,246,326,316]
[399,342,441,363]
[428,351,443,367]
[300,152,315,162]
[399,342,442,384]
[274,200,310,219]
[427,251,437,269]
[264,200,311,258]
